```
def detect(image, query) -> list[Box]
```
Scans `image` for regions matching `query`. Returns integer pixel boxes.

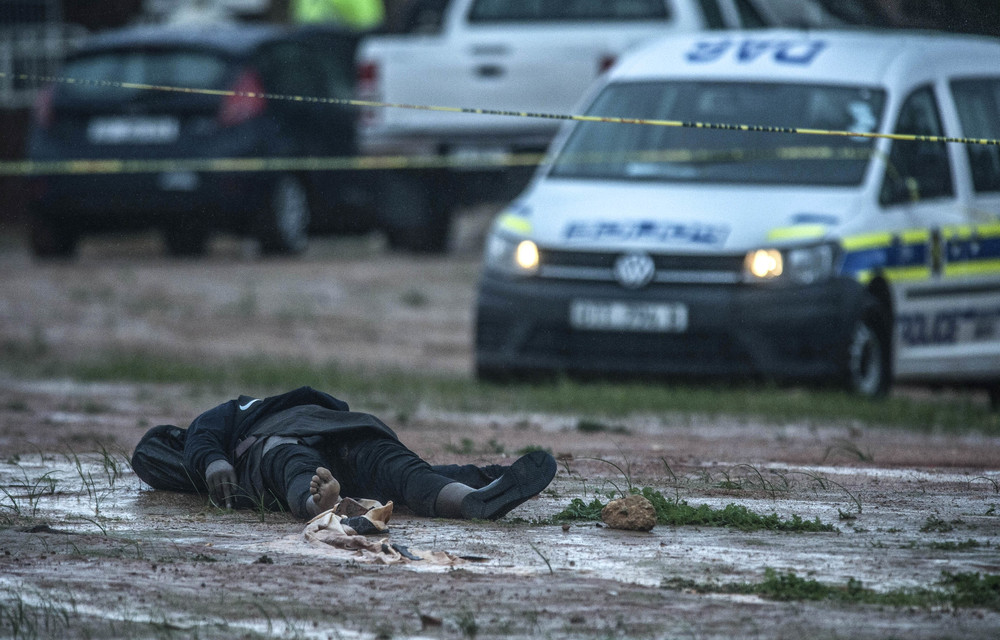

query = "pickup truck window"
[950,78,1000,193]
[468,0,670,22]
[400,0,448,33]
[549,80,886,186]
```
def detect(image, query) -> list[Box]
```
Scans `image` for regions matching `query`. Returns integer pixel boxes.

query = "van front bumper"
[474,272,868,382]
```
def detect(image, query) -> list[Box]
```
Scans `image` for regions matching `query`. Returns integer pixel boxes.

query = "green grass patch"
[2,347,998,433]
[901,538,989,552]
[926,539,985,551]
[662,569,1000,610]
[920,515,963,533]
[577,419,630,435]
[552,487,837,533]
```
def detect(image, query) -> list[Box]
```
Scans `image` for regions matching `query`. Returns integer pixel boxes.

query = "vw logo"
[613,252,656,289]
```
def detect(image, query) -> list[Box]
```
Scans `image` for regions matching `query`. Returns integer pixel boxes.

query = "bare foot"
[309,467,341,513]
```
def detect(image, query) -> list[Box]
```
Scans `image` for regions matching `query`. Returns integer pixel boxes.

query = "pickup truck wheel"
[475,362,527,383]
[259,175,310,256]
[475,362,504,383]
[29,213,77,259]
[841,295,892,397]
[379,175,450,253]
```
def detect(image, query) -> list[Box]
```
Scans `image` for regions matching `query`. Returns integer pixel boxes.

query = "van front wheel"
[842,295,892,397]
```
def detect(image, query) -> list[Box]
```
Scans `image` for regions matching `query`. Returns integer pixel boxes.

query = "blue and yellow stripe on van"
[943,223,1000,278]
[839,229,931,284]
[838,223,1000,284]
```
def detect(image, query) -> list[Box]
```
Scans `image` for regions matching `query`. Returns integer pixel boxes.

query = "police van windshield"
[550,81,886,186]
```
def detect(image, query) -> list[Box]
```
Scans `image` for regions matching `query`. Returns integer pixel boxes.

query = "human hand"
[205,459,237,509]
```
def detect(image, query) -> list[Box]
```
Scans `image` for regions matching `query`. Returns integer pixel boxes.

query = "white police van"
[474,30,1000,402]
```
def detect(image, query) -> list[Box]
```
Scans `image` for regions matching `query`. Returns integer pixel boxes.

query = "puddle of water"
[3,452,1000,640]
[0,574,376,640]
[3,453,999,593]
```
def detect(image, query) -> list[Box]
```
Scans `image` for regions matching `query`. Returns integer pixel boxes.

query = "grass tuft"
[662,569,1000,610]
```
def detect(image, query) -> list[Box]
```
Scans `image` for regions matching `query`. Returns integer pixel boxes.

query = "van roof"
[610,29,1000,88]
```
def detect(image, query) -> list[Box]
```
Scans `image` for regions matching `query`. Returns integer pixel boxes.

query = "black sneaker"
[460,451,557,520]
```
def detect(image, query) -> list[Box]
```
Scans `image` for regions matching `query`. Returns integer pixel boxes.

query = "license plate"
[87,116,180,144]
[158,171,199,191]
[447,145,512,170]
[569,300,688,333]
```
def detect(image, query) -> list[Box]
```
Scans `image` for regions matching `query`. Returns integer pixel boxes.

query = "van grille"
[537,249,745,285]
[523,324,753,370]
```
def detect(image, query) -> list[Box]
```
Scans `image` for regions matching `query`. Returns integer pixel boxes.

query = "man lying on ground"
[131,386,556,520]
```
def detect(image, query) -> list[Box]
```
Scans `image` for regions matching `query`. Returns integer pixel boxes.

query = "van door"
[944,77,1000,384]
[882,86,1000,383]
[950,78,1000,223]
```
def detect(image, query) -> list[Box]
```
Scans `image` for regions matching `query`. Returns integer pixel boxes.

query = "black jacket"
[182,386,397,480]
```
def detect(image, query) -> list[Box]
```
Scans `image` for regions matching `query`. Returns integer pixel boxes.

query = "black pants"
[258,436,503,519]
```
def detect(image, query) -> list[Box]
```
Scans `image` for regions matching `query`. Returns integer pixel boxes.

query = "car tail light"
[33,84,55,129]
[356,61,378,96]
[218,68,266,127]
[356,60,379,128]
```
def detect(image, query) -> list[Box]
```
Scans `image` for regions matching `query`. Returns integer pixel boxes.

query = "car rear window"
[57,50,231,100]
[468,0,669,22]
[550,80,886,186]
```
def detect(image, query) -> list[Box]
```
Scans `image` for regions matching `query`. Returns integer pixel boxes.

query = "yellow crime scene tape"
[1,71,999,177]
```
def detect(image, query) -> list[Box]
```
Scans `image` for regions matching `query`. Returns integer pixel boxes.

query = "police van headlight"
[744,243,836,285]
[484,232,540,276]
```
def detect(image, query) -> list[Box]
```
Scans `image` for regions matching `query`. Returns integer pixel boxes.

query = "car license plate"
[569,300,688,333]
[87,116,180,144]
[447,145,512,170]
[158,171,199,191]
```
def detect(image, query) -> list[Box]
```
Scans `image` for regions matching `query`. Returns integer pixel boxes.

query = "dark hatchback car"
[26,22,373,257]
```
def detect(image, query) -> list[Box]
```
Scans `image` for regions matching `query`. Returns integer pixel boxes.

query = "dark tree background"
[816,0,1000,37]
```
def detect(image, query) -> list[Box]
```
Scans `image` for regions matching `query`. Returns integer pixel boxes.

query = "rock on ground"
[601,494,656,532]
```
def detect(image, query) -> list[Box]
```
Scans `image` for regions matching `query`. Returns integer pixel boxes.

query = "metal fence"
[0,23,88,109]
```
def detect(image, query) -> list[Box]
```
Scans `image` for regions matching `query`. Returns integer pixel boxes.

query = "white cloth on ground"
[303,497,461,565]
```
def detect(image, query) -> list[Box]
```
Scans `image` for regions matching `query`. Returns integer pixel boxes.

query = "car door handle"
[475,64,505,78]
[470,44,510,56]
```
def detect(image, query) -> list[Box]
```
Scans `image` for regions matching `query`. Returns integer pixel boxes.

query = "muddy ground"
[1,225,999,639]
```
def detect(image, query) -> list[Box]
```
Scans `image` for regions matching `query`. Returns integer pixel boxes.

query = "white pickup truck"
[356,0,832,251]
